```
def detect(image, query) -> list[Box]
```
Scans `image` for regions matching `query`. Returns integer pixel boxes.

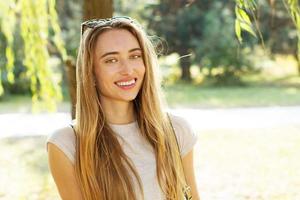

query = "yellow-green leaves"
[235,18,242,43]
[285,0,300,71]
[235,3,257,43]
[0,0,67,112]
[0,0,17,95]
[48,0,67,61]
[20,0,63,112]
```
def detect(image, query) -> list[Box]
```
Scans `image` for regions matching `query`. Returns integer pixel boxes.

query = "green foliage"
[48,0,67,61]
[285,0,300,63]
[165,76,300,107]
[146,1,255,84]
[114,0,149,25]
[1,23,31,95]
[55,0,82,57]
[195,2,254,85]
[146,1,204,54]
[0,0,17,95]
[0,0,67,111]
[236,0,300,54]
[235,0,257,43]
[144,0,208,81]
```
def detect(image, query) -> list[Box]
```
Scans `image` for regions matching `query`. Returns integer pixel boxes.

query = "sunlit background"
[0,0,300,199]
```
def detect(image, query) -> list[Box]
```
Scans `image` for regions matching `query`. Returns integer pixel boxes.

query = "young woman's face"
[93,29,145,103]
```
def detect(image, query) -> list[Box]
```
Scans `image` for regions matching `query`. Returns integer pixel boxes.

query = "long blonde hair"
[75,17,186,200]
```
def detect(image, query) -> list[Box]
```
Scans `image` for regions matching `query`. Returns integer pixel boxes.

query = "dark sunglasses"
[80,16,134,35]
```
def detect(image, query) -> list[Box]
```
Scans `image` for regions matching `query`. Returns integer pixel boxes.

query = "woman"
[47,17,200,200]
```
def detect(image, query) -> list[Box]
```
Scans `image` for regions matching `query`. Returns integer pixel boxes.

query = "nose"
[119,59,133,75]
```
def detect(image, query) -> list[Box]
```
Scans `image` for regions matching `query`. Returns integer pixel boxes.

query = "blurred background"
[0,0,300,199]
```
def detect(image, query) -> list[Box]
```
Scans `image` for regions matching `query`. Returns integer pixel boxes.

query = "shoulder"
[168,113,198,157]
[46,124,76,164]
[47,124,84,199]
[168,113,192,132]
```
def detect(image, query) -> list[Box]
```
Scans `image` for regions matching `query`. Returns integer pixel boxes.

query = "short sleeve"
[169,113,198,157]
[46,125,76,164]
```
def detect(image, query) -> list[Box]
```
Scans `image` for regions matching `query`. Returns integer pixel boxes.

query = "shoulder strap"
[166,113,193,200]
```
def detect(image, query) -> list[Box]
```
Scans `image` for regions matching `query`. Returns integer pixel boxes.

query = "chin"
[114,93,138,102]
[122,96,138,102]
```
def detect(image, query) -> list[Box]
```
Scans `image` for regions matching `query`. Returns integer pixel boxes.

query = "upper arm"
[182,149,200,200]
[47,143,83,200]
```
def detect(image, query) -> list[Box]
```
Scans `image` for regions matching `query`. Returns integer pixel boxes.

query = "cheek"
[138,64,146,77]
[94,67,110,89]
[141,68,146,79]
[94,64,112,80]
[94,67,104,84]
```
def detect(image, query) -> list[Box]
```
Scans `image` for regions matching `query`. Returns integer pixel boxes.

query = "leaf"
[1,0,17,85]
[235,19,242,43]
[234,5,257,40]
[240,21,257,37]
[0,70,4,96]
[237,7,252,25]
[18,0,63,112]
[48,0,67,61]
[6,47,15,83]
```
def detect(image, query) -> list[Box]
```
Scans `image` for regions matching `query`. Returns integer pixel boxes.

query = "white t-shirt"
[46,113,198,200]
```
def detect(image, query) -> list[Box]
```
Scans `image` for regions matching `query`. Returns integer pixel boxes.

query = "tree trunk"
[83,0,113,20]
[66,0,113,119]
[179,55,191,82]
[295,53,300,75]
[292,49,300,76]
[65,59,77,119]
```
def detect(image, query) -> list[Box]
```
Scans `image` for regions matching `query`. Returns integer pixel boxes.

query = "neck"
[100,98,136,124]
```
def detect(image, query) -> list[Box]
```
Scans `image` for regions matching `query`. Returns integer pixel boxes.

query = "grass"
[0,75,300,113]
[0,95,71,114]
[0,125,299,199]
[164,75,300,108]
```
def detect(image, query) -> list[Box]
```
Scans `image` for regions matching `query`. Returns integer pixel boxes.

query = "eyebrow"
[100,48,142,59]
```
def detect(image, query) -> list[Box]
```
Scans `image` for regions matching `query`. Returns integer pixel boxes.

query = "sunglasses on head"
[81,16,134,35]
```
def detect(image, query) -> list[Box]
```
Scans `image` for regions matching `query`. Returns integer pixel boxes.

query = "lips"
[115,78,136,86]
[114,78,137,90]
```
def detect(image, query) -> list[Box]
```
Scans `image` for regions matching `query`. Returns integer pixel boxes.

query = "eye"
[105,58,118,63]
[130,54,142,59]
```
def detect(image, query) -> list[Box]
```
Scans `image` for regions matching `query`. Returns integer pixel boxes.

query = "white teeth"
[116,79,136,86]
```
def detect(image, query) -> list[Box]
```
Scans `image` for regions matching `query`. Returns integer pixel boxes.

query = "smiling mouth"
[115,78,137,89]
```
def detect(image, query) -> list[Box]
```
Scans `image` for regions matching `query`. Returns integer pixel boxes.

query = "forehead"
[95,29,141,54]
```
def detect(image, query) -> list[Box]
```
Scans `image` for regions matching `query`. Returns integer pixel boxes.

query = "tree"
[84,0,113,20]
[146,0,300,84]
[195,2,253,84]
[146,0,209,82]
[0,0,66,111]
[146,0,253,83]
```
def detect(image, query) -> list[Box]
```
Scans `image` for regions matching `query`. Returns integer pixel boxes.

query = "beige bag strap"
[166,113,192,200]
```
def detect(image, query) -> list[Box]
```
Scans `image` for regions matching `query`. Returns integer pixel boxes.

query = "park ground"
[0,71,300,199]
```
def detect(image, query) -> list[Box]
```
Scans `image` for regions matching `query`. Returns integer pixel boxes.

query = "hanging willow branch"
[235,0,300,46]
[0,0,67,112]
[282,0,300,71]
[0,0,17,95]
[235,0,257,43]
